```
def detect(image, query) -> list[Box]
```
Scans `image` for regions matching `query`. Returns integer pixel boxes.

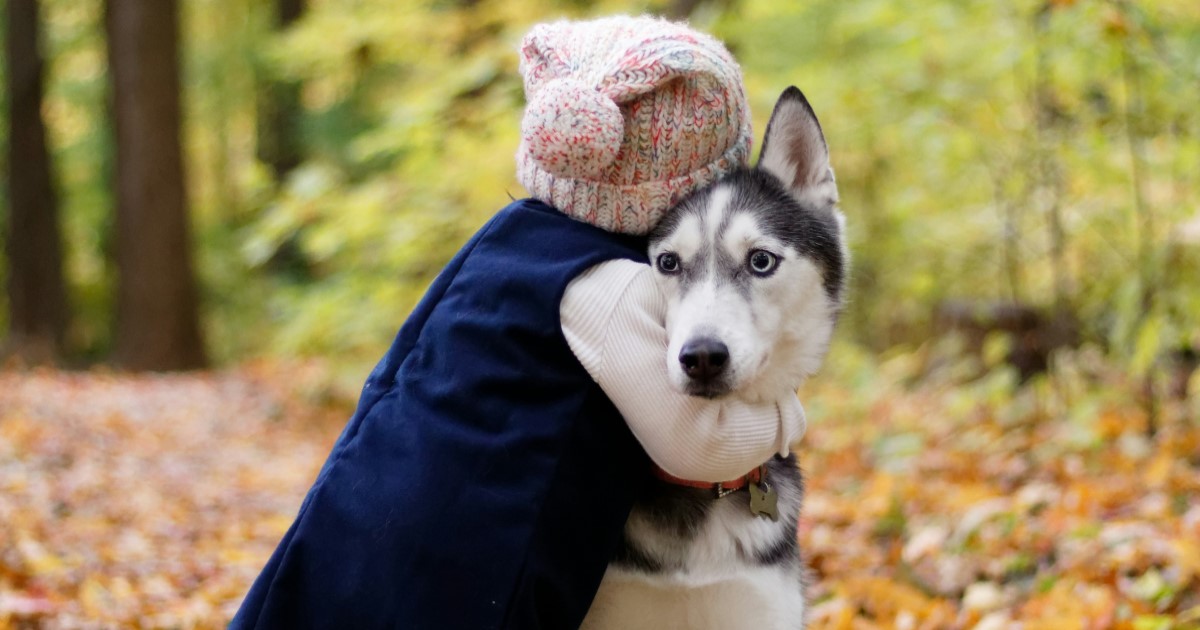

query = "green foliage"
[9,0,1200,372]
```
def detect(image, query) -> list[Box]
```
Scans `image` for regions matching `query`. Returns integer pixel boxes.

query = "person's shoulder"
[482,198,650,266]
[495,197,556,218]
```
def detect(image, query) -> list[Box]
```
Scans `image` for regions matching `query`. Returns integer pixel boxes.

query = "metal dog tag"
[749,482,779,521]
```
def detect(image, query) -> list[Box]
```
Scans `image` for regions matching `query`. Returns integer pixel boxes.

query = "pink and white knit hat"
[516,16,752,235]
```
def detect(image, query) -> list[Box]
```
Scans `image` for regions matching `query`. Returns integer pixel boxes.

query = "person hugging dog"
[232,15,805,630]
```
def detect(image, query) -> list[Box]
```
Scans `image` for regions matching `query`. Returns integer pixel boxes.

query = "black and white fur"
[581,88,848,629]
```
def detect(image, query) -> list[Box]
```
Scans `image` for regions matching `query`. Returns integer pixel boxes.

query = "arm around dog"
[562,259,807,482]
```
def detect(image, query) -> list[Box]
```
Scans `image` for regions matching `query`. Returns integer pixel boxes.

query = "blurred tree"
[106,0,206,370]
[4,0,69,363]
[256,0,306,181]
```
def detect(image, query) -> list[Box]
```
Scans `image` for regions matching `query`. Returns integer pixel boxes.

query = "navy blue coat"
[231,199,651,629]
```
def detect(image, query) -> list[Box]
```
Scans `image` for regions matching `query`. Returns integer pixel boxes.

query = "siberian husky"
[581,87,848,629]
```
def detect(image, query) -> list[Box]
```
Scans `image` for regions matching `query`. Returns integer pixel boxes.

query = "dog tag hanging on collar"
[749,482,778,520]
[748,464,779,521]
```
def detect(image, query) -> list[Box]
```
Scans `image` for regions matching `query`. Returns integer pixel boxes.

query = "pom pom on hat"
[516,16,752,235]
[522,78,624,180]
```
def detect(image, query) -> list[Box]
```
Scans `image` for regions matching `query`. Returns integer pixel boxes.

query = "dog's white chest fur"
[581,566,806,630]
[638,489,798,571]
[580,493,807,630]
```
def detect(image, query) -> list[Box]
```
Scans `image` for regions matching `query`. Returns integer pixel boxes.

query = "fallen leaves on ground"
[0,352,1198,629]
[799,348,1200,630]
[0,364,346,629]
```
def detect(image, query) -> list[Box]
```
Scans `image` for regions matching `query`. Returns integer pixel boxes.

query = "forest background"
[2,0,1199,628]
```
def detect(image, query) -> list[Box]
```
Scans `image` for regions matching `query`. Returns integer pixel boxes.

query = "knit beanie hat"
[516,16,752,235]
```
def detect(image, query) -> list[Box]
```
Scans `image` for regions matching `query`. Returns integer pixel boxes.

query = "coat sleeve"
[561,259,806,482]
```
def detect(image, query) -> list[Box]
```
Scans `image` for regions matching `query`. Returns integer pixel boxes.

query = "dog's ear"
[757,87,839,211]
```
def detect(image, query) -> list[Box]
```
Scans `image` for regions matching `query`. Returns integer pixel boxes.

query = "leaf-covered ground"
[798,349,1200,630]
[0,365,343,629]
[1,357,1198,629]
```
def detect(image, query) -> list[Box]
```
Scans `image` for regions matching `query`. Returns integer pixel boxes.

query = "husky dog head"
[648,87,848,401]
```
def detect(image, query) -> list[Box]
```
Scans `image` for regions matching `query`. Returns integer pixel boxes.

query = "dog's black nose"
[679,338,730,381]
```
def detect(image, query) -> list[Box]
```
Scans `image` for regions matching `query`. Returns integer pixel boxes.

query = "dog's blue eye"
[656,253,681,274]
[748,250,778,276]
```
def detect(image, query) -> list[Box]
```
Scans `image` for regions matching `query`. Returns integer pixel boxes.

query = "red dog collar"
[653,464,766,498]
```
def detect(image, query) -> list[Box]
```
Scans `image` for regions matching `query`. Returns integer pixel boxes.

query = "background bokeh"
[5,0,1198,374]
[2,0,1199,627]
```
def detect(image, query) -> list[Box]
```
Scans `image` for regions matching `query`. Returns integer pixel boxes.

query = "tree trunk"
[4,0,69,363]
[256,0,306,180]
[106,0,207,370]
